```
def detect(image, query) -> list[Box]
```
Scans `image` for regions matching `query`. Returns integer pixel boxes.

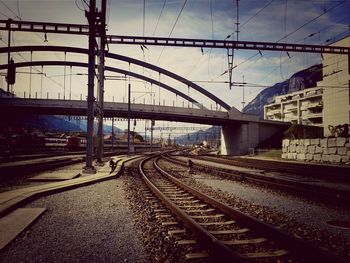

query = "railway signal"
[6,58,15,85]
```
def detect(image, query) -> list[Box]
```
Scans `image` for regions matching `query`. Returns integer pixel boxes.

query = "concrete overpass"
[0,97,289,155]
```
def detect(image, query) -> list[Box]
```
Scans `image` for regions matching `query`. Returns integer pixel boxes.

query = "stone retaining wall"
[281,137,350,164]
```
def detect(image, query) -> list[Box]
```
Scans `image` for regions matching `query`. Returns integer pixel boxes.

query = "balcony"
[302,112,323,119]
[300,101,322,110]
[265,108,281,115]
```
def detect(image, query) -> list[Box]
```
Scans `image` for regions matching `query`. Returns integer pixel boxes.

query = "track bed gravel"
[157,158,350,260]
[0,178,146,263]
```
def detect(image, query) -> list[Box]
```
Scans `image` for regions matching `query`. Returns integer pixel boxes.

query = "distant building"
[264,86,323,127]
[319,36,350,136]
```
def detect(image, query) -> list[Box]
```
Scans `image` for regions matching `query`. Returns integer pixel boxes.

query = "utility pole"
[97,0,107,164]
[144,120,147,147]
[127,83,131,155]
[150,119,154,151]
[242,75,245,110]
[6,19,11,93]
[83,0,97,174]
[111,117,114,152]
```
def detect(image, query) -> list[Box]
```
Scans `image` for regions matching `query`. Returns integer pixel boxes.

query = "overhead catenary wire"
[225,0,348,88]
[155,0,188,65]
[143,0,146,36]
[0,0,84,94]
[0,0,20,19]
[276,0,346,43]
[0,10,10,19]
[75,0,86,12]
[16,0,21,20]
[279,0,288,80]
[153,0,167,36]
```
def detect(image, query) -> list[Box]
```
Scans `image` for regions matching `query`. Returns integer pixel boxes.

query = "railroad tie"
[185,208,215,213]
[155,214,172,219]
[209,228,250,235]
[199,220,236,226]
[168,229,186,235]
[243,249,289,259]
[177,239,196,245]
[185,252,209,260]
[174,199,201,204]
[162,191,185,195]
[153,209,166,213]
[177,204,207,209]
[222,237,267,245]
[191,214,225,219]
[169,196,195,201]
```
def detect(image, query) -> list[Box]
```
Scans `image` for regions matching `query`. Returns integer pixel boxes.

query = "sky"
[0,0,349,135]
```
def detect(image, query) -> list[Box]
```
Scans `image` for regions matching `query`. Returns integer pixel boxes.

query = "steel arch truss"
[0,46,232,111]
[0,60,201,106]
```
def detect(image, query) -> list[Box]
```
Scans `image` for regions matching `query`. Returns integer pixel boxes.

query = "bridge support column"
[220,123,259,155]
[220,121,284,155]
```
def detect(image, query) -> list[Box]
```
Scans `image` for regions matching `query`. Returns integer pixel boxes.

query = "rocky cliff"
[242,64,322,118]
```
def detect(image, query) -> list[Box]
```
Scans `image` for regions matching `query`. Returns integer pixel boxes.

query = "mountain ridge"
[242,64,322,118]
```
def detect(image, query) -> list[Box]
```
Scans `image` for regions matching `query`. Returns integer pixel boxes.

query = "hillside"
[175,126,221,145]
[242,64,322,118]
[0,114,123,134]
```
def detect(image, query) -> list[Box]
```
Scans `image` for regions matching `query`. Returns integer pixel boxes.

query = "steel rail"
[187,154,350,183]
[220,156,350,182]
[139,155,245,262]
[155,154,348,263]
[164,154,350,206]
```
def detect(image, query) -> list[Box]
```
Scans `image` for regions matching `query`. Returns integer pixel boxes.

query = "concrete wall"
[282,137,350,163]
[221,122,285,155]
[221,124,245,155]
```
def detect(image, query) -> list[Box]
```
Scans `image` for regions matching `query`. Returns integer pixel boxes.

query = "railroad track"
[138,154,346,262]
[163,153,350,206]
[197,154,350,183]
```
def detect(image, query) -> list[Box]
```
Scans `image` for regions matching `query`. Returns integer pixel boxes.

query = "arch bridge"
[0,46,288,155]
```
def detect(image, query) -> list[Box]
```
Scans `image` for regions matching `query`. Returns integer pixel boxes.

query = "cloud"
[1,0,349,115]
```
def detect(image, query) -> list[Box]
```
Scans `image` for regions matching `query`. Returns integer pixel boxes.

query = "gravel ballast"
[157,158,350,260]
[0,178,146,263]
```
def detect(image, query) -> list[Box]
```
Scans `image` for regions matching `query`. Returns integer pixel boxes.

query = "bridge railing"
[0,91,224,112]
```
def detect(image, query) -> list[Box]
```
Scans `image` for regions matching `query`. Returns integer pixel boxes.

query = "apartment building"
[264,35,350,133]
[264,86,323,126]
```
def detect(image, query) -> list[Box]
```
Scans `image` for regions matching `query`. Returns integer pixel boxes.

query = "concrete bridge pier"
[220,121,286,155]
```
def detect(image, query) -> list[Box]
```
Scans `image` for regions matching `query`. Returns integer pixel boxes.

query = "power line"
[168,0,188,37]
[152,0,167,36]
[75,0,86,12]
[226,1,347,81]
[155,0,188,65]
[16,0,21,20]
[143,0,146,36]
[276,0,346,43]
[210,0,214,39]
[227,0,275,37]
[241,0,275,29]
[0,10,10,19]
[106,0,111,29]
[0,0,19,19]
